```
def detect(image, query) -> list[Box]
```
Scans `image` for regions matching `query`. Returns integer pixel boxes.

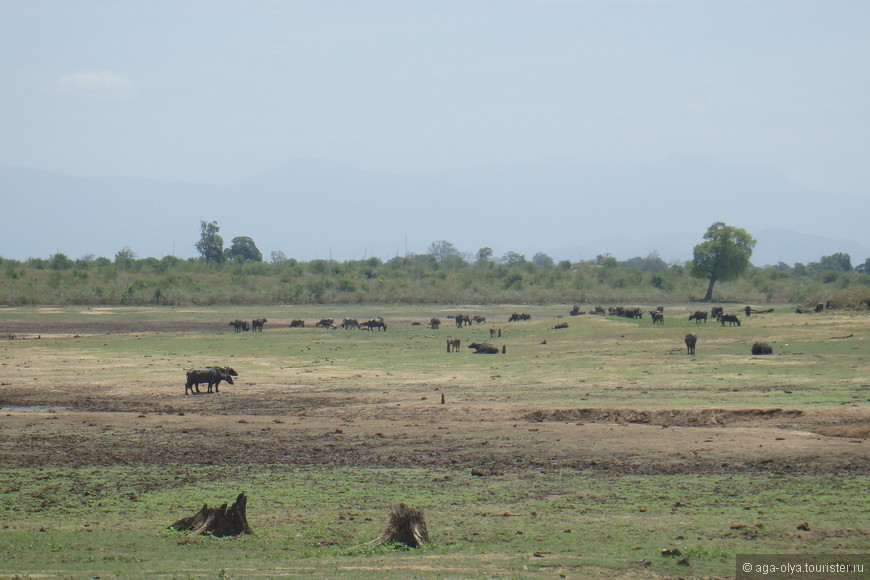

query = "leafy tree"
[227,236,263,262]
[476,247,494,263]
[428,240,460,262]
[690,222,756,301]
[195,220,225,264]
[270,250,288,264]
[532,252,553,267]
[817,252,852,272]
[501,251,526,267]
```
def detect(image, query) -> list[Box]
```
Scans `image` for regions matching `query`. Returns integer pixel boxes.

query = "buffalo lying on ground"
[289,319,305,328]
[446,338,460,353]
[468,342,502,354]
[719,313,741,326]
[751,342,773,355]
[688,311,708,323]
[251,318,267,332]
[229,320,249,332]
[685,333,697,355]
[185,366,238,395]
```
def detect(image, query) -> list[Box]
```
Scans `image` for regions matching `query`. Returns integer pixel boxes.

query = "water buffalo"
[446,338,460,353]
[229,320,249,332]
[751,342,773,355]
[489,327,501,338]
[454,314,471,328]
[429,317,441,329]
[365,317,387,331]
[315,318,336,329]
[251,318,267,332]
[473,315,486,324]
[720,313,741,326]
[289,319,305,328]
[185,366,238,395]
[341,318,360,330]
[468,342,501,354]
[509,312,531,322]
[650,311,664,325]
[685,333,697,355]
[711,306,724,319]
[688,311,708,323]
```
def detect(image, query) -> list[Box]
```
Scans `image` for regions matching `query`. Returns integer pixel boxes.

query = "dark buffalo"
[720,313,741,327]
[429,317,441,329]
[365,317,387,331]
[446,338,461,353]
[650,311,664,325]
[229,319,249,332]
[711,305,724,319]
[315,318,336,329]
[341,318,360,330]
[685,333,697,355]
[473,315,486,324]
[468,342,501,354]
[509,312,531,322]
[251,318,267,332]
[751,342,773,355]
[289,319,305,328]
[454,314,471,328]
[688,311,708,323]
[185,366,238,395]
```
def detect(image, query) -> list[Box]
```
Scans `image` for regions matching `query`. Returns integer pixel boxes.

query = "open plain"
[1,304,868,578]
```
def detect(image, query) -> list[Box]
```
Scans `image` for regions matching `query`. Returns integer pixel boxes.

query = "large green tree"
[691,222,756,301]
[227,236,263,262]
[195,220,226,264]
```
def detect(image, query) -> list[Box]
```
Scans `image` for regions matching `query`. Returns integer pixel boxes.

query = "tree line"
[1,221,868,307]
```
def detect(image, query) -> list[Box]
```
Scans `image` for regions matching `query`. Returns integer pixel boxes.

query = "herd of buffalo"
[184,303,817,394]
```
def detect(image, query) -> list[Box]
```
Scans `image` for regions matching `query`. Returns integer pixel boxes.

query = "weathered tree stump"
[169,492,253,538]
[360,503,429,548]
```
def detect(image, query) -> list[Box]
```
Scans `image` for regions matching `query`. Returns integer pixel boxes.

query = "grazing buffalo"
[251,318,267,332]
[341,318,360,330]
[688,311,708,323]
[446,338,461,353]
[650,311,664,325]
[229,319,249,332]
[751,341,773,355]
[685,333,697,355]
[509,312,531,322]
[315,318,336,329]
[454,314,471,328]
[468,342,501,354]
[429,317,441,329]
[720,313,741,326]
[185,366,238,395]
[711,305,724,319]
[364,317,387,331]
[289,319,305,328]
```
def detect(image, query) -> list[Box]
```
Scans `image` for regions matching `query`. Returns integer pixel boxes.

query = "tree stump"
[360,503,429,548]
[169,492,253,538]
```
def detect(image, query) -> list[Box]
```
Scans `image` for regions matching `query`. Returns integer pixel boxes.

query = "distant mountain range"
[1,156,868,266]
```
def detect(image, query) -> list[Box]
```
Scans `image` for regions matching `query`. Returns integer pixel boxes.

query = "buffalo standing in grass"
[720,313,741,326]
[446,338,460,353]
[365,317,387,331]
[684,333,697,355]
[688,311,708,323]
[289,319,305,328]
[229,320,249,332]
[251,318,267,332]
[185,366,238,395]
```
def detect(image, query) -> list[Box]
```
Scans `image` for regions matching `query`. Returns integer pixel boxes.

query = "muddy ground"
[1,318,868,477]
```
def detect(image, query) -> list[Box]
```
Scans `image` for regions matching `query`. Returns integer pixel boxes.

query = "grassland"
[0,304,868,578]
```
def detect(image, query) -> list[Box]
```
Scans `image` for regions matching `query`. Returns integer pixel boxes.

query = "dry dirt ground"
[1,318,868,476]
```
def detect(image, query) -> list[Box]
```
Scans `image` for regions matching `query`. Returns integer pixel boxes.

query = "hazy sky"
[2,0,869,197]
